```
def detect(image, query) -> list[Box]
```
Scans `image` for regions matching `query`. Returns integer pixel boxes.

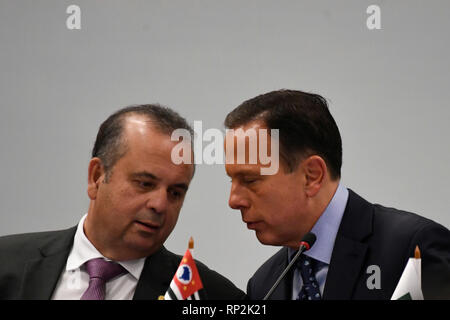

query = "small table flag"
[391,246,424,300]
[163,237,205,300]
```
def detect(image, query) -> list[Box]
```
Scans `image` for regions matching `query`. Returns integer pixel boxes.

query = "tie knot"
[297,254,311,265]
[84,258,126,282]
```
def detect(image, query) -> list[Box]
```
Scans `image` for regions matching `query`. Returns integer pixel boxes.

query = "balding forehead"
[123,113,154,129]
[121,114,168,142]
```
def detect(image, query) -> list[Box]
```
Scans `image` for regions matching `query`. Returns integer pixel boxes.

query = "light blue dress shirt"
[288,183,349,299]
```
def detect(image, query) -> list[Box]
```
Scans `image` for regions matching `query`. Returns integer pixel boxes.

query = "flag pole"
[189,236,194,257]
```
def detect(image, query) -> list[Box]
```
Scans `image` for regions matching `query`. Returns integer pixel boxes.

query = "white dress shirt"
[52,214,146,300]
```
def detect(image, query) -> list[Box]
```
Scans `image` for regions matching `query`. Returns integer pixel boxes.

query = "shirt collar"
[66,214,146,280]
[288,183,349,265]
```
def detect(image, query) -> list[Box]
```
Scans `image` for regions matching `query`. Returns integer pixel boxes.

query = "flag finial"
[414,245,421,259]
[189,236,194,250]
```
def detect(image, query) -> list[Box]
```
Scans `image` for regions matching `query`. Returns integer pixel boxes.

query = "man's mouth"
[244,220,261,230]
[135,220,161,232]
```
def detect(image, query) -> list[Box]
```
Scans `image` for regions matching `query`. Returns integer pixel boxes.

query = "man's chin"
[122,238,163,260]
[255,232,281,247]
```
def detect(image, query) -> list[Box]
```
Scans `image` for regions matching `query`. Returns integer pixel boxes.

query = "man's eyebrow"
[131,172,161,181]
[229,169,261,178]
[131,171,189,191]
[172,183,189,192]
[236,167,261,175]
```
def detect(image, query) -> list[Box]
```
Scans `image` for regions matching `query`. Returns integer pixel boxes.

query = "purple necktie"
[80,258,127,300]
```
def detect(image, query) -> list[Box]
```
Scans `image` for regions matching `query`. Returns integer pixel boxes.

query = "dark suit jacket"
[247,190,450,300]
[0,226,245,300]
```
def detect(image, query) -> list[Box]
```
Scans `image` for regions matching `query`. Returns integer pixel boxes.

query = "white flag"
[391,257,424,300]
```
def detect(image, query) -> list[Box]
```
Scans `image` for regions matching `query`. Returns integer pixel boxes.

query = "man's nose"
[145,187,169,214]
[228,182,249,210]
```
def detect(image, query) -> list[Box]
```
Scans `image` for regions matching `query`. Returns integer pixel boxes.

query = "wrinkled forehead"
[224,162,261,177]
[224,121,281,176]
[224,122,277,160]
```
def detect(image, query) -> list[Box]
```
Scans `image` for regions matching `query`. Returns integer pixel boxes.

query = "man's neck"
[286,180,340,250]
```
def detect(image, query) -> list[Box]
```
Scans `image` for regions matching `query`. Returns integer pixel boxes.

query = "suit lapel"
[20,251,72,299]
[271,250,293,300]
[323,190,373,300]
[133,247,175,300]
[323,235,368,299]
[261,248,292,300]
[19,227,77,299]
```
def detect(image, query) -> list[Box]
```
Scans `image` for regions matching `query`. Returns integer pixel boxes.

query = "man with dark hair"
[224,89,450,300]
[0,104,244,300]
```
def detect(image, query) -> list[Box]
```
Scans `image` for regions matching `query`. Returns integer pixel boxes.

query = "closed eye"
[135,180,155,190]
[242,177,259,184]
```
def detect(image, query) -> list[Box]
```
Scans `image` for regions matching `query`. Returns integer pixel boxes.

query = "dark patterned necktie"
[296,255,322,300]
[80,258,127,300]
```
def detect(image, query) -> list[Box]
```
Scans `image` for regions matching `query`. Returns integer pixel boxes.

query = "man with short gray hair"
[0,104,245,300]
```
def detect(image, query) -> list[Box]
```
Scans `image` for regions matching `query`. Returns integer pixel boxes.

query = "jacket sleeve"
[408,221,450,299]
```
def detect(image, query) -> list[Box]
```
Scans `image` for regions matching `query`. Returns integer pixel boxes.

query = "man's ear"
[87,157,105,200]
[302,155,327,197]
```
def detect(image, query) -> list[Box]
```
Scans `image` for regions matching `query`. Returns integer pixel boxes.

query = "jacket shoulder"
[247,247,287,300]
[347,190,446,245]
[372,205,450,298]
[372,203,438,233]
[0,228,76,256]
[0,227,76,299]
[348,192,450,299]
[370,202,449,253]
